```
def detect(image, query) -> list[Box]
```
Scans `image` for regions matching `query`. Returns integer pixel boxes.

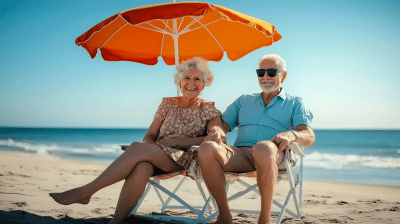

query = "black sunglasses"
[256,69,284,77]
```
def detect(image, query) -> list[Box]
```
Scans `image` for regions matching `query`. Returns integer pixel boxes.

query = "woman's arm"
[157,116,225,149]
[157,136,206,149]
[142,118,163,144]
[147,117,207,149]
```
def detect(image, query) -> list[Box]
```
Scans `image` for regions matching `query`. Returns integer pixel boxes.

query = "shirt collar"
[257,88,287,100]
[277,88,287,100]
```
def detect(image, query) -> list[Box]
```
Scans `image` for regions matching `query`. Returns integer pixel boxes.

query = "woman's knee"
[128,162,154,180]
[126,142,151,156]
[127,142,141,151]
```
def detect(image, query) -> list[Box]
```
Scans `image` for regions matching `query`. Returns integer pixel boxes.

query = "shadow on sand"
[0,210,185,224]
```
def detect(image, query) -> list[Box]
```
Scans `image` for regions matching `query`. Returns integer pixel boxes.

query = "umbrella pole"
[173,19,180,97]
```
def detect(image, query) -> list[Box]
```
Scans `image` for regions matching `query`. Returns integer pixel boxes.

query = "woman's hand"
[157,137,176,148]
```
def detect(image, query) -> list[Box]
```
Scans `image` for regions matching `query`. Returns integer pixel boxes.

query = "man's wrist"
[291,130,300,142]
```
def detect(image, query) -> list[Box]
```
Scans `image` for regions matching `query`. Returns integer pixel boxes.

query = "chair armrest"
[189,144,304,157]
[288,143,305,158]
[187,145,199,153]
[120,145,129,151]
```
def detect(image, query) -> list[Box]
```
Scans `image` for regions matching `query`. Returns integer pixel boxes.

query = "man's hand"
[272,131,296,151]
[205,127,227,144]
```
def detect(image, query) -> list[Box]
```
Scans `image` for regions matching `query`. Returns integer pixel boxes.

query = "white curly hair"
[258,54,286,71]
[174,57,214,87]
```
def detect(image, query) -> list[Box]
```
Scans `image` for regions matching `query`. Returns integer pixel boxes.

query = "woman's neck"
[178,96,199,108]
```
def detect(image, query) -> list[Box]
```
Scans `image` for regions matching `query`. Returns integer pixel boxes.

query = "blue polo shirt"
[222,88,313,147]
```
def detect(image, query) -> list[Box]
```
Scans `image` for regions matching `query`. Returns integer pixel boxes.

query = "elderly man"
[198,54,315,224]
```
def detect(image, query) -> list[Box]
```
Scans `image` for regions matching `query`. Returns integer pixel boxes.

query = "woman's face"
[179,67,205,99]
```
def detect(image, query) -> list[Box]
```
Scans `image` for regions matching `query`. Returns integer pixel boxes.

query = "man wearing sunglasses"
[198,54,315,224]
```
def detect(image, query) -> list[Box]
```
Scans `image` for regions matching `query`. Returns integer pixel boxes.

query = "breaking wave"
[305,152,400,169]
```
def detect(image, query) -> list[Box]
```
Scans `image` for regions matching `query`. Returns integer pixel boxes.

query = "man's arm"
[272,125,315,151]
[293,125,315,147]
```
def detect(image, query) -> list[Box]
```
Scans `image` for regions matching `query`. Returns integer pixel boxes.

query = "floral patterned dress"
[154,97,222,169]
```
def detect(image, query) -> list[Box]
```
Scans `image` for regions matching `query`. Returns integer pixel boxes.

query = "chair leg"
[285,158,301,218]
[299,157,304,211]
[191,165,214,215]
[147,179,202,216]
[152,178,166,206]
[161,176,188,212]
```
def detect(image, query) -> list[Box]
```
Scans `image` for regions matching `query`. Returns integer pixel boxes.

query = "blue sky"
[1,0,399,129]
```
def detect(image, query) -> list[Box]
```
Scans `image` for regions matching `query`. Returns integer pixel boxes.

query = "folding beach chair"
[189,143,305,224]
[120,145,213,224]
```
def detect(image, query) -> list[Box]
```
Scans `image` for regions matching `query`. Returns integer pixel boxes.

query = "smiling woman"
[49,56,224,224]
[174,57,214,108]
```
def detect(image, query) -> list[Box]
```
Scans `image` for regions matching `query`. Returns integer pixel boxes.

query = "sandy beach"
[1,150,399,224]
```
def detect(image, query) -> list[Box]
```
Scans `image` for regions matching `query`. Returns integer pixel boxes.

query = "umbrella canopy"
[75,2,282,66]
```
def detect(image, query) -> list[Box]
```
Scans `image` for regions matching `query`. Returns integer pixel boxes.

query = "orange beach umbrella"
[75,2,281,67]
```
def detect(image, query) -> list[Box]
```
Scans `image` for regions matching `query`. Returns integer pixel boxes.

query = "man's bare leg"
[197,141,253,224]
[109,162,154,224]
[49,142,182,205]
[253,141,284,224]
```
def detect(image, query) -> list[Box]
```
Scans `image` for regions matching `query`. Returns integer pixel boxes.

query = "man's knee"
[198,141,225,166]
[198,141,219,157]
[253,141,278,161]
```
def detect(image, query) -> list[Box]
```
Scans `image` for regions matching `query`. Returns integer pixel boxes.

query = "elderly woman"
[49,57,223,224]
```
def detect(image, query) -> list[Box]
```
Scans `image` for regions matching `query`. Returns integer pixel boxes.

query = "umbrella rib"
[161,20,173,33]
[159,20,169,58]
[179,17,223,35]
[196,20,225,52]
[136,22,172,35]
[179,15,204,34]
[177,17,184,32]
[78,14,123,46]
[98,23,128,50]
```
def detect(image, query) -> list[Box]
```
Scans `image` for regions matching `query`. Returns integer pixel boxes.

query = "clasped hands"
[205,127,227,145]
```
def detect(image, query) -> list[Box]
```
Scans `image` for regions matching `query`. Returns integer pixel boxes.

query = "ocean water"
[1,127,399,186]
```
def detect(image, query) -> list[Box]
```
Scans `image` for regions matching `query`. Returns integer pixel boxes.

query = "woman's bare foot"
[49,187,91,205]
[208,214,233,224]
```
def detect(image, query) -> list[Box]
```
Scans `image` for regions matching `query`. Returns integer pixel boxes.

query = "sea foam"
[306,152,400,169]
[0,139,122,158]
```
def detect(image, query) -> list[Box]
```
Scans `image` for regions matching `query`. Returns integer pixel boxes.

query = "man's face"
[258,58,287,93]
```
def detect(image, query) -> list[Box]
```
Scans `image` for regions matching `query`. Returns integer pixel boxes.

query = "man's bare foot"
[258,217,272,224]
[49,187,91,205]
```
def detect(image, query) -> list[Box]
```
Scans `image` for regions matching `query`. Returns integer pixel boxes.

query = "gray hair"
[174,57,214,87]
[258,54,286,71]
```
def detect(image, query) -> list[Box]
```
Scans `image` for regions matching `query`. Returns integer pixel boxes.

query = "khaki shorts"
[225,145,292,171]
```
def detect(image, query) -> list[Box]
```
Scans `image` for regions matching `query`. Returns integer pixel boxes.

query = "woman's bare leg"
[49,142,182,205]
[109,161,154,224]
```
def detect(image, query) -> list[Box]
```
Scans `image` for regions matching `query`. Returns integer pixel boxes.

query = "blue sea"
[1,127,399,186]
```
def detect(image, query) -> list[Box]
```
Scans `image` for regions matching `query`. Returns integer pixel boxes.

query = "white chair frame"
[122,143,305,224]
